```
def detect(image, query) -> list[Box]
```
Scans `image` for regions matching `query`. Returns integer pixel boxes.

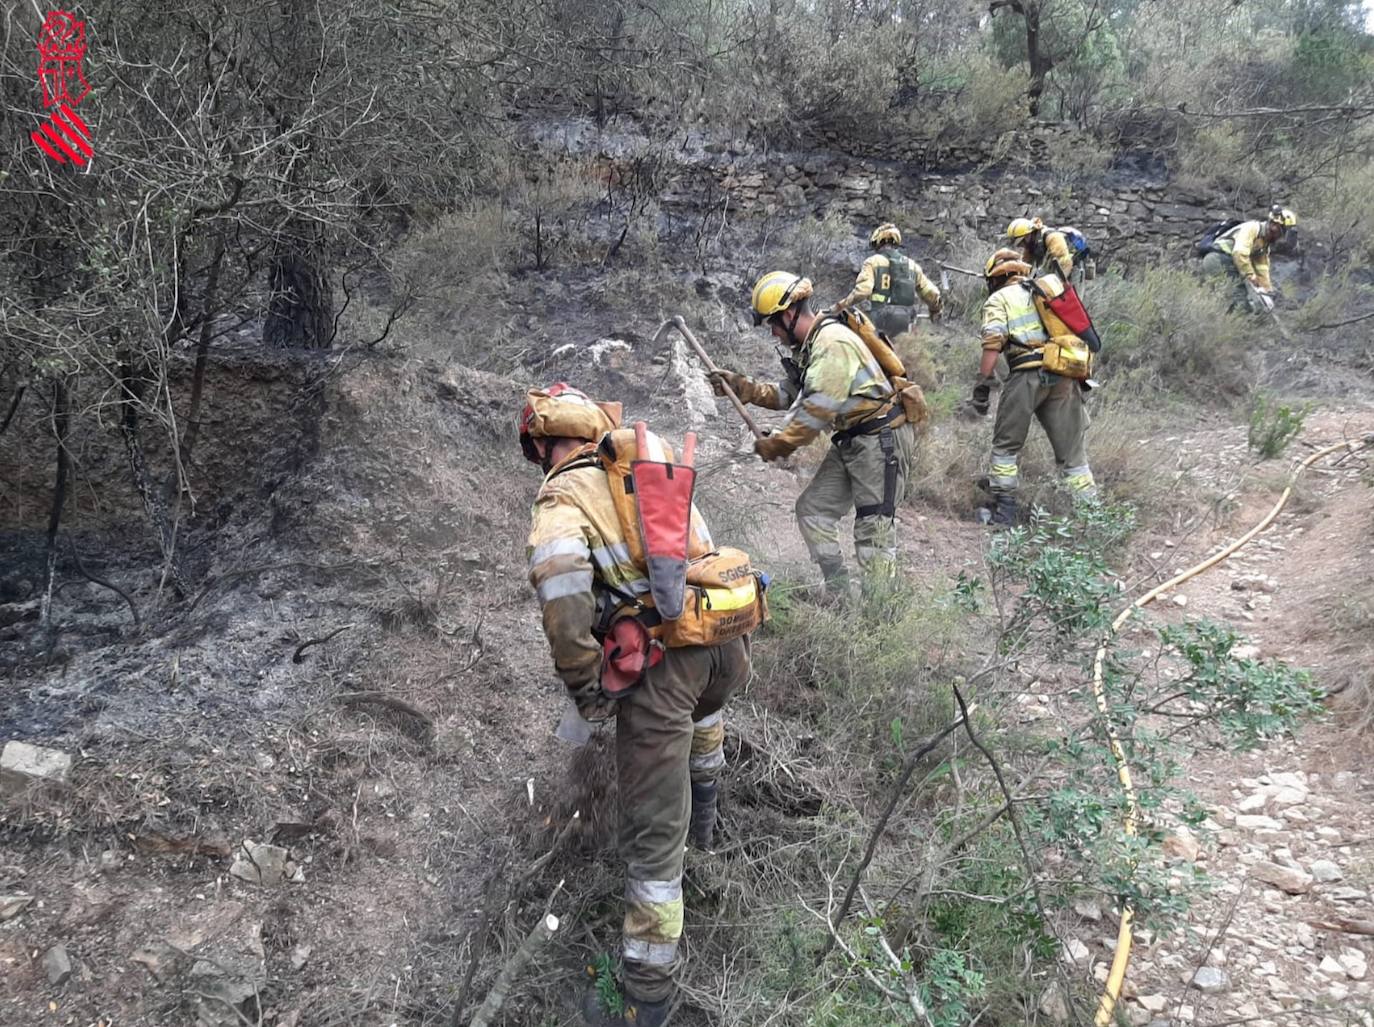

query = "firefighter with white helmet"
[708,271,917,600]
[833,223,942,337]
[1200,206,1298,314]
[521,384,753,1026]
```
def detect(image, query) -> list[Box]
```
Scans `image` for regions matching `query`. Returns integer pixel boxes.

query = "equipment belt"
[831,400,903,445]
[1006,346,1044,372]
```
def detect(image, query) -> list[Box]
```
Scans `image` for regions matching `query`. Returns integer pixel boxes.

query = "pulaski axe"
[654,316,765,440]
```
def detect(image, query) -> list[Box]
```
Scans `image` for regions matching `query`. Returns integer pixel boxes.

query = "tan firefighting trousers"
[617,634,751,1002]
[988,369,1096,497]
[795,422,916,592]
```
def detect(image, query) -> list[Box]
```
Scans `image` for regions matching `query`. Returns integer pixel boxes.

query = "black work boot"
[988,494,1019,527]
[581,987,671,1027]
[688,780,719,851]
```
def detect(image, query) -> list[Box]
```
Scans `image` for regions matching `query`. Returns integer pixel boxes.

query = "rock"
[1,741,72,796]
[1172,594,1188,607]
[1310,859,1343,882]
[1320,955,1345,976]
[229,840,300,886]
[1191,967,1229,993]
[1250,861,1313,894]
[1062,937,1092,965]
[1236,793,1268,813]
[1316,826,1343,843]
[99,849,119,873]
[42,944,72,985]
[1270,787,1306,808]
[1328,886,1368,902]
[1339,948,1368,980]
[1039,982,1070,1022]
[1266,771,1306,790]
[1332,771,1356,789]
[0,894,33,921]
[1137,993,1167,1013]
[1163,828,1201,861]
[1235,814,1282,831]
[290,944,312,970]
[1073,898,1102,921]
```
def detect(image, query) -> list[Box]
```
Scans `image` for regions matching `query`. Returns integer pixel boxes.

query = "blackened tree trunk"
[265,222,334,348]
[990,0,1054,118]
[40,378,71,627]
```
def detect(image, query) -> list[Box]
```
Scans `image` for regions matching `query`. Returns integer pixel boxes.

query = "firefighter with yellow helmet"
[1006,216,1085,283]
[708,271,917,600]
[1201,206,1297,314]
[833,223,942,337]
[974,250,1096,525]
[521,384,753,1027]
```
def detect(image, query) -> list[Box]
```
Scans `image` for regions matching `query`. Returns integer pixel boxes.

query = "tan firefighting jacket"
[981,279,1049,371]
[1022,230,1074,280]
[1212,221,1273,289]
[839,252,941,312]
[756,316,899,458]
[526,447,713,692]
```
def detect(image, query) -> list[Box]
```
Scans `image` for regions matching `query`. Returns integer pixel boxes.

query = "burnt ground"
[2,263,1374,1027]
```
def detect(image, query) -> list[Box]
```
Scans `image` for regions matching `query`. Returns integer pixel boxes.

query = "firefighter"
[974,249,1096,525]
[1201,206,1297,313]
[521,384,752,1027]
[1006,216,1084,283]
[709,271,916,600]
[833,223,942,337]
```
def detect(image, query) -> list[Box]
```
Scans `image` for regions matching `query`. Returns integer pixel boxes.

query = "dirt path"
[1079,411,1374,1027]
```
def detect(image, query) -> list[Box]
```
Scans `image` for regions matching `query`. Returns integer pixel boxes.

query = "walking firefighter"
[973,249,1098,526]
[833,222,943,338]
[708,271,928,601]
[521,383,767,1026]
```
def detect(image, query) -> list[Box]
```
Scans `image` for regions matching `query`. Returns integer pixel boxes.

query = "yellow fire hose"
[1093,434,1372,1025]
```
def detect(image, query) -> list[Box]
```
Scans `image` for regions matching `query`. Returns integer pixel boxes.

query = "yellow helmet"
[750,271,814,325]
[984,248,1032,281]
[519,383,622,464]
[1269,206,1297,228]
[869,223,902,248]
[1006,216,1043,242]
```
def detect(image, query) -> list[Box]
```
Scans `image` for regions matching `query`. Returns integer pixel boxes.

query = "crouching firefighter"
[975,249,1098,526]
[521,383,766,1026]
[709,272,928,601]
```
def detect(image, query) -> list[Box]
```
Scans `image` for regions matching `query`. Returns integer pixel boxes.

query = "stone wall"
[529,116,1265,267]
[660,151,1244,268]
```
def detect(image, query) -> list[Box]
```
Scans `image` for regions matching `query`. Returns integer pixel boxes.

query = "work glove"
[754,432,791,463]
[969,378,994,417]
[708,369,748,398]
[567,680,617,723]
[927,299,942,323]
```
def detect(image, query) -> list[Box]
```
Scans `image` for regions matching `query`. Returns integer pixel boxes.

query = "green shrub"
[1089,267,1253,400]
[1247,392,1311,458]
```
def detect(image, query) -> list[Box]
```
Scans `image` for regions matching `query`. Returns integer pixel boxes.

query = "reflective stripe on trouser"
[989,369,1091,496]
[616,635,752,1003]
[795,423,915,583]
[871,304,913,338]
[1062,463,1097,497]
[689,710,725,783]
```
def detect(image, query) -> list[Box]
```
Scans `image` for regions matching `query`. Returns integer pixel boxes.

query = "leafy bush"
[1089,268,1254,400]
[1247,392,1310,458]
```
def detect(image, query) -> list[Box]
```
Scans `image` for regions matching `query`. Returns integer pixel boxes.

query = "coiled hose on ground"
[1093,433,1374,1025]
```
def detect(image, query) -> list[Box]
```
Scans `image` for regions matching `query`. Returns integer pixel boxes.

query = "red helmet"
[518,382,621,463]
